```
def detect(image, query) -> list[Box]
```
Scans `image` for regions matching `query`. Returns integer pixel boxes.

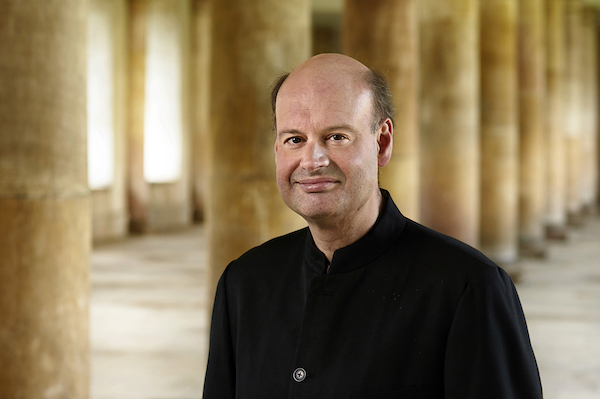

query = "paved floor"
[91,228,209,399]
[509,218,600,399]
[90,217,600,399]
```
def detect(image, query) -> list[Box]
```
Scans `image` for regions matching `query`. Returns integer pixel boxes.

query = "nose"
[300,140,329,172]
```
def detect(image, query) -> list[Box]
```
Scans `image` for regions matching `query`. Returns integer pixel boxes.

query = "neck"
[307,190,383,262]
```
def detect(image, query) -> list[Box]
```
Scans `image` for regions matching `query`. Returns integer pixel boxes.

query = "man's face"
[274,75,383,225]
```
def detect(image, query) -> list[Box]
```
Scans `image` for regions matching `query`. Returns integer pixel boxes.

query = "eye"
[284,136,303,145]
[328,134,347,141]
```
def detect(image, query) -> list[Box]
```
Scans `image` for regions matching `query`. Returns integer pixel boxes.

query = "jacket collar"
[303,190,406,275]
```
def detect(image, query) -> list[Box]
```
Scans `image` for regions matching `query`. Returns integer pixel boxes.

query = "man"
[203,54,542,398]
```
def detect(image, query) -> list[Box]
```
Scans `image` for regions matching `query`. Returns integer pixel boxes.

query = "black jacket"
[203,192,542,398]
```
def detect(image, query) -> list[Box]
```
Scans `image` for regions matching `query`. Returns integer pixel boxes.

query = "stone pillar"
[343,0,420,220]
[313,13,341,55]
[580,8,599,212]
[0,2,90,398]
[208,0,309,293]
[313,24,340,55]
[544,0,568,239]
[420,0,480,246]
[517,0,546,256]
[479,0,519,263]
[597,19,600,210]
[191,0,212,222]
[564,0,584,224]
[592,11,600,207]
[127,0,150,233]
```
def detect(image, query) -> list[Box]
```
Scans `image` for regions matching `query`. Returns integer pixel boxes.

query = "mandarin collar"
[303,190,406,275]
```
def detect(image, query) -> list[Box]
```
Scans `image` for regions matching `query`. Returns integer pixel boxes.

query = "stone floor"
[90,217,600,399]
[91,228,209,399]
[509,218,600,399]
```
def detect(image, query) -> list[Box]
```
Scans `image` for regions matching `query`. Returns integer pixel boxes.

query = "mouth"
[295,177,339,193]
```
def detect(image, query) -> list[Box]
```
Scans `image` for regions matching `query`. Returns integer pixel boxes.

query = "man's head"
[271,60,395,133]
[273,54,394,226]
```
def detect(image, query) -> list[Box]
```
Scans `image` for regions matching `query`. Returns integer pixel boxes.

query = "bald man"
[203,54,542,398]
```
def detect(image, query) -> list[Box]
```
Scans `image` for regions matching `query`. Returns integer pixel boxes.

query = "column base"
[567,210,586,227]
[129,219,147,234]
[545,224,568,241]
[481,248,518,266]
[519,237,547,259]
[580,203,597,217]
[193,206,205,223]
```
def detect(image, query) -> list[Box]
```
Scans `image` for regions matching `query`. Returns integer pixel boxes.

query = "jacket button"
[292,367,306,382]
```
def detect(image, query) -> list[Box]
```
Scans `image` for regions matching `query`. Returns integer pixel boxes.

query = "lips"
[295,177,339,193]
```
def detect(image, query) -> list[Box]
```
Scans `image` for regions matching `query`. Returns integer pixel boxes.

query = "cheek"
[348,156,379,190]
[342,144,378,175]
[275,156,294,185]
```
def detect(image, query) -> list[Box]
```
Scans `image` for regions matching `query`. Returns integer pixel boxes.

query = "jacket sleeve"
[444,267,543,398]
[203,268,236,399]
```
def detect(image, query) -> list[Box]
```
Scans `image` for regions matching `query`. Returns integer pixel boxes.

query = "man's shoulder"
[399,218,499,275]
[388,217,517,297]
[226,227,309,275]
[241,227,308,259]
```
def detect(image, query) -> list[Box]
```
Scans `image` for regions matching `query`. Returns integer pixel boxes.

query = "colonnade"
[0,0,599,397]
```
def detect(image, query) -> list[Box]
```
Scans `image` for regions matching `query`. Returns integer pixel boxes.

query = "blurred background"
[1,0,600,398]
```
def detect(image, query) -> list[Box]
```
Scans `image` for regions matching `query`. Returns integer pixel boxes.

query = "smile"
[296,178,339,193]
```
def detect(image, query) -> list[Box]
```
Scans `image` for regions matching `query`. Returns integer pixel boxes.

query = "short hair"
[270,69,395,132]
[364,69,395,132]
[271,73,290,132]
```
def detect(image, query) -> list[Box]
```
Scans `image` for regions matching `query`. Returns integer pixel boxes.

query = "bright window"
[87,1,115,190]
[143,1,183,183]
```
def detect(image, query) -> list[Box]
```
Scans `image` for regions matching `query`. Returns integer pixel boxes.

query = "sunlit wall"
[143,0,184,183]
[87,1,115,190]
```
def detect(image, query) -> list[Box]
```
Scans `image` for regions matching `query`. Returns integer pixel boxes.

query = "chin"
[293,203,339,222]
[283,190,342,219]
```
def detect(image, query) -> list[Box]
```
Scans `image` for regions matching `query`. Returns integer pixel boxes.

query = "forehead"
[276,77,372,130]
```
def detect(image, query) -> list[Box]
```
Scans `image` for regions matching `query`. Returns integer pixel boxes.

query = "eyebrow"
[278,129,302,136]
[324,124,356,133]
[278,124,357,136]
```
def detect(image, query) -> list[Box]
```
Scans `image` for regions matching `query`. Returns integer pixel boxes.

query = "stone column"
[313,24,340,55]
[208,0,310,293]
[343,0,420,220]
[420,0,480,246]
[591,11,600,207]
[191,0,212,222]
[0,2,90,398]
[127,0,149,233]
[564,0,584,224]
[479,0,519,263]
[517,0,546,256]
[544,0,568,239]
[580,8,599,212]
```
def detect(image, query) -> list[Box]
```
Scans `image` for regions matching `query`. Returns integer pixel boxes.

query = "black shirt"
[203,191,543,398]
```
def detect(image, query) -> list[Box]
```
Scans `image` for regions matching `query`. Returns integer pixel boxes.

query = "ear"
[377,118,393,167]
